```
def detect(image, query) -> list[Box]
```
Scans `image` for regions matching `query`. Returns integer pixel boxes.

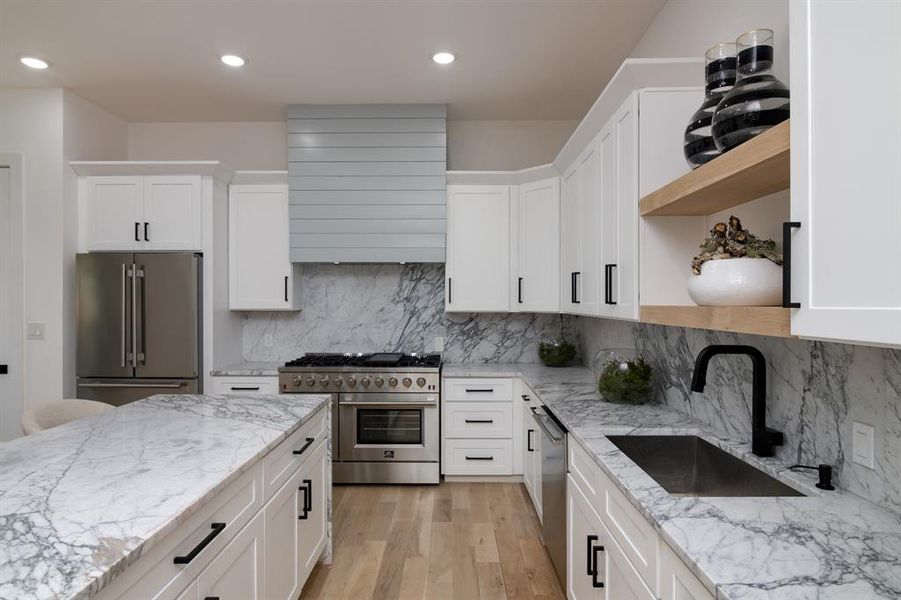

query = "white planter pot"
[687,257,782,306]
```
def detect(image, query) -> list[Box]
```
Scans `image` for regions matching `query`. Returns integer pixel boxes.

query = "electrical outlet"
[263,333,274,348]
[852,421,875,469]
[27,322,45,340]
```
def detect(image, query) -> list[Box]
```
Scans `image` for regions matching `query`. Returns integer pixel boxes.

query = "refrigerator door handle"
[77,382,186,389]
[120,263,127,368]
[136,265,146,365]
[130,264,138,367]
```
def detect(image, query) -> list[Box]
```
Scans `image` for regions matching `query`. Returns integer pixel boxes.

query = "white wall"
[631,0,789,83]
[447,120,577,171]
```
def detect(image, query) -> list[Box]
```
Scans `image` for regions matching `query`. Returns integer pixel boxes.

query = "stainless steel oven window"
[356,408,423,445]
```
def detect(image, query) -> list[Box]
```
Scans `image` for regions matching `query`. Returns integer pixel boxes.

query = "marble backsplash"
[242,264,578,364]
[577,316,901,514]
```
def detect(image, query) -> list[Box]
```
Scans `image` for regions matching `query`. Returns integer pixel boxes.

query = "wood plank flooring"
[299,483,565,600]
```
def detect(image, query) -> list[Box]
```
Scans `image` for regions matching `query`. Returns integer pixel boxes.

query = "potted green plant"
[595,349,654,405]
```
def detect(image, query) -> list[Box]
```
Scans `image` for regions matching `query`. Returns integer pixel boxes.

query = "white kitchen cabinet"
[598,94,640,321]
[523,403,542,520]
[197,511,265,600]
[561,165,581,313]
[660,543,714,600]
[229,184,301,311]
[512,177,560,312]
[560,140,601,315]
[210,376,279,395]
[445,185,510,312]
[789,0,901,347]
[82,175,202,251]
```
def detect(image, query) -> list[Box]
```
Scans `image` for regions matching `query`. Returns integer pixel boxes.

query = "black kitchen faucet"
[690,344,784,457]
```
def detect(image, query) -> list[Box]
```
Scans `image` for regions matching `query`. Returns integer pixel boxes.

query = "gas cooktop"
[283,352,441,369]
[278,352,442,393]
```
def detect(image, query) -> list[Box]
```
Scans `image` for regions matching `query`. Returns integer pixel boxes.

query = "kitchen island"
[0,393,331,600]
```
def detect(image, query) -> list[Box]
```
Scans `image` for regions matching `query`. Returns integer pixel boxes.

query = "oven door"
[338,393,439,462]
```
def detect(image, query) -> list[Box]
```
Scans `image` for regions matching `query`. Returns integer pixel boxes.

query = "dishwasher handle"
[533,411,565,445]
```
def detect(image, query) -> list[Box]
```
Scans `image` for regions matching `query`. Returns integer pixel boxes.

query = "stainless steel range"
[279,353,441,484]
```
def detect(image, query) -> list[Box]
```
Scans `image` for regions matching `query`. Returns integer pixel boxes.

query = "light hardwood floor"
[299,482,566,600]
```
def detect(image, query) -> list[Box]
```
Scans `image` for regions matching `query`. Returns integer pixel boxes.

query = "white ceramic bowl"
[687,257,782,306]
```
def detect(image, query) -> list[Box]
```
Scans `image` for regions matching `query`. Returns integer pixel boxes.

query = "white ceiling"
[0,0,665,123]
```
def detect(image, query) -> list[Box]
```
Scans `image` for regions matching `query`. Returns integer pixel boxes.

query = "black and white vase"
[712,29,790,152]
[683,43,737,168]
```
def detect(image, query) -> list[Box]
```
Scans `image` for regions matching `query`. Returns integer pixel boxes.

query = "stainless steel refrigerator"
[76,252,202,406]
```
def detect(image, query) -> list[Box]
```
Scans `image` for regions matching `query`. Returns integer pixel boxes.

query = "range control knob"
[416,377,427,388]
[402,377,412,388]
[319,377,329,387]
[293,376,303,387]
[361,377,371,388]
[305,377,316,387]
[374,376,384,387]
[346,377,357,387]
[388,377,398,387]
[333,377,343,387]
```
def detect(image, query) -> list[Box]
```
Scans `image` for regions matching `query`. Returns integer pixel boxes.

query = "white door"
[599,95,640,321]
[144,176,202,251]
[561,165,581,313]
[263,463,303,600]
[531,413,542,521]
[578,142,600,315]
[516,178,560,312]
[0,165,24,441]
[445,185,510,312]
[229,184,297,310]
[197,511,264,600]
[790,0,901,346]
[297,441,329,583]
[85,176,144,251]
[523,406,537,508]
[567,476,603,600]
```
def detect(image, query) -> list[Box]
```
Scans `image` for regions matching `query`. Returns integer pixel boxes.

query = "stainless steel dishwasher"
[532,403,568,585]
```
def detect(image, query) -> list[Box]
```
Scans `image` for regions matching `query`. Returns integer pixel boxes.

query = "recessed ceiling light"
[220,54,246,67]
[20,56,50,70]
[432,52,455,65]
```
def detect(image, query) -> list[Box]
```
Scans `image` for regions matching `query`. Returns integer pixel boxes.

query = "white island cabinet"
[95,407,329,600]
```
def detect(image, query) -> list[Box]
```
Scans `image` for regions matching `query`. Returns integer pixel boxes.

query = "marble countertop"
[209,361,282,376]
[0,393,330,600]
[444,363,901,599]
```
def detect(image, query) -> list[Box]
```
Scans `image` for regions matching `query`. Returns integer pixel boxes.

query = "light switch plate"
[27,322,45,340]
[852,421,875,469]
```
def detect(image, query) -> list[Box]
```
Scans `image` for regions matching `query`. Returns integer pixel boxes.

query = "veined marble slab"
[0,393,330,600]
[209,361,282,377]
[443,363,901,599]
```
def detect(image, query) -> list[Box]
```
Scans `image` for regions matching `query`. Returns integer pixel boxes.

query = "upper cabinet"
[513,178,560,313]
[446,185,510,312]
[82,175,202,251]
[229,183,301,311]
[789,0,901,346]
[560,141,600,315]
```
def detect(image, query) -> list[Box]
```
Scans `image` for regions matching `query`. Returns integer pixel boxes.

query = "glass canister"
[711,29,790,152]
[683,42,737,168]
[593,348,654,405]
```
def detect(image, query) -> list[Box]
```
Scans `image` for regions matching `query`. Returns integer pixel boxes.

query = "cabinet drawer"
[96,463,263,600]
[211,377,279,395]
[443,378,513,402]
[262,406,328,502]
[568,438,605,508]
[444,401,513,438]
[443,439,513,475]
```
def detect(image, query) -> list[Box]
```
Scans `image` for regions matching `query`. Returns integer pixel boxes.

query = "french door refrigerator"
[76,252,202,406]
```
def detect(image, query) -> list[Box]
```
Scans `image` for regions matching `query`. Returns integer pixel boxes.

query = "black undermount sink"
[606,435,805,497]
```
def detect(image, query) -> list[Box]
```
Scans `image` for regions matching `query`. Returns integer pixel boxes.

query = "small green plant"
[598,356,653,405]
[538,338,577,368]
[692,215,783,275]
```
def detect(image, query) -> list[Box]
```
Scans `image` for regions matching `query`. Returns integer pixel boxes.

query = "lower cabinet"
[659,543,714,600]
[196,511,265,600]
[523,405,542,520]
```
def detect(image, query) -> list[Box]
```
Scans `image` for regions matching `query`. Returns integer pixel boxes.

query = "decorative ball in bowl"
[538,337,577,368]
[594,348,653,405]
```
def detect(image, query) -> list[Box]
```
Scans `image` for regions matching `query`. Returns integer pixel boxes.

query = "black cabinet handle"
[0,364,7,375]
[465,388,493,393]
[173,522,226,564]
[571,271,581,304]
[465,419,494,424]
[604,264,617,305]
[518,277,523,304]
[521,394,530,402]
[204,597,220,600]
[293,437,315,455]
[447,277,452,304]
[134,222,140,242]
[143,222,149,242]
[586,535,597,576]
[783,222,801,308]
[229,386,260,391]
[591,544,605,588]
[298,478,313,519]
[527,429,534,452]
[284,275,289,302]
[465,456,494,461]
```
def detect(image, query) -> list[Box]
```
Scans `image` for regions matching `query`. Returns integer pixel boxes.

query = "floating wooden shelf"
[640,306,793,338]
[640,120,790,216]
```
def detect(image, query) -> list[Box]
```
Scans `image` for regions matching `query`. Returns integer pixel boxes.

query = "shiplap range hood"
[287,104,447,263]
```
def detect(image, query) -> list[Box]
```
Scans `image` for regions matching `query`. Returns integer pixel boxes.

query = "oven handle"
[340,400,438,408]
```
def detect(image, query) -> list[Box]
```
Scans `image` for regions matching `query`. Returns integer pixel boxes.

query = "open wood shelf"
[640,120,790,216]
[640,305,793,338]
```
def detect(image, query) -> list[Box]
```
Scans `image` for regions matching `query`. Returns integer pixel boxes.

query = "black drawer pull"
[465,419,494,424]
[527,429,534,452]
[783,221,801,308]
[229,386,260,391]
[204,597,220,600]
[173,522,226,564]
[591,541,605,588]
[521,394,530,402]
[586,535,597,576]
[465,388,493,393]
[293,437,315,455]
[465,456,494,461]
[298,478,313,520]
